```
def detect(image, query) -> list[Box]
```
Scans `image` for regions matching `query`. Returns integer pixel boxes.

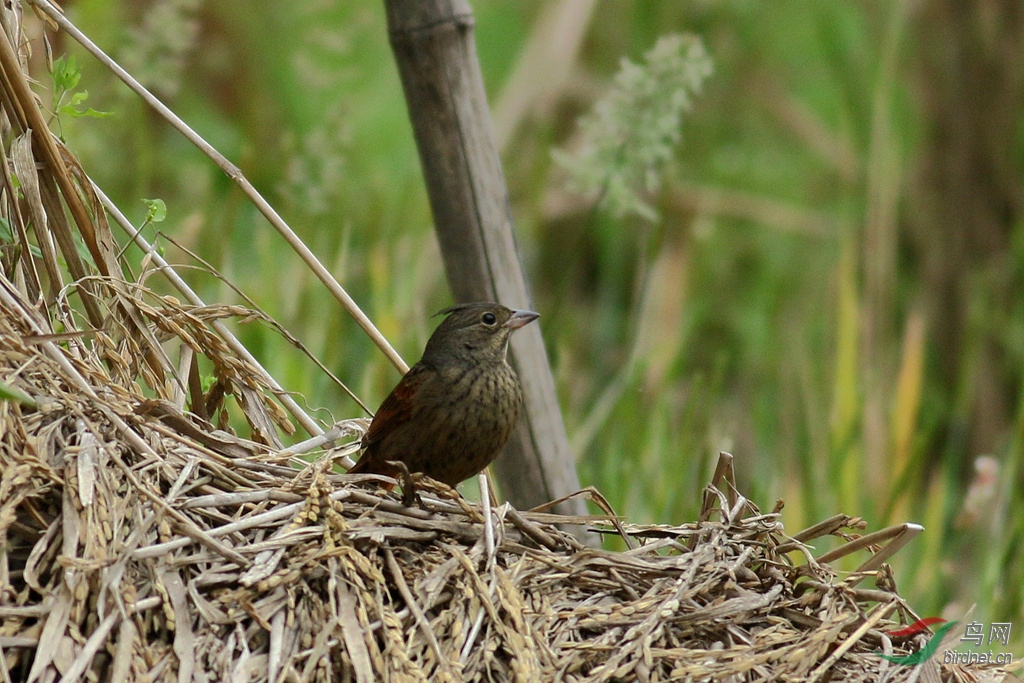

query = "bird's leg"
[385,460,424,508]
[407,473,434,509]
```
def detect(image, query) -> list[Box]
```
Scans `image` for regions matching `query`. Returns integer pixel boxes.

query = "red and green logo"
[876,618,959,666]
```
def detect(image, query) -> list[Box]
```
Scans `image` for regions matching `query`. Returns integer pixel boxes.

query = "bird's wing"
[359,361,432,450]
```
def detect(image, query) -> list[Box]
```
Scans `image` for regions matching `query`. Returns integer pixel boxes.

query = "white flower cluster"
[555,34,713,222]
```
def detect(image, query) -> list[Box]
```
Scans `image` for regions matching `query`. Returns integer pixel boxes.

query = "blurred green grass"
[51,0,1024,640]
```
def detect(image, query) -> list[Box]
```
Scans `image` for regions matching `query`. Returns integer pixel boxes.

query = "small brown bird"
[348,302,539,487]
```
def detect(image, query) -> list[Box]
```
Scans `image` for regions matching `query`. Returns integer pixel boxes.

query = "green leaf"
[61,105,113,119]
[51,55,81,92]
[72,233,95,268]
[142,198,167,224]
[0,216,41,258]
[0,381,37,408]
[59,90,112,119]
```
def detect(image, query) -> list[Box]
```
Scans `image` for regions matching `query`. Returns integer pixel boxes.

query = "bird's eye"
[481,312,497,325]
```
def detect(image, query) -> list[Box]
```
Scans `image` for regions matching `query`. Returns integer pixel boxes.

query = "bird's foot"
[384,460,425,508]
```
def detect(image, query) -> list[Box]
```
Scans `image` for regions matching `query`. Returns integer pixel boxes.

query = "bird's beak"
[505,309,540,330]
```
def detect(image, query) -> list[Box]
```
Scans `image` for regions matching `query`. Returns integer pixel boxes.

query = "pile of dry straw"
[0,2,1012,681]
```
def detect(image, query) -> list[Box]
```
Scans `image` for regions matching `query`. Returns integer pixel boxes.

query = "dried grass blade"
[808,600,897,682]
[108,619,137,683]
[25,584,72,682]
[56,610,119,683]
[0,127,41,299]
[385,548,457,680]
[338,585,375,682]
[815,522,923,567]
[10,132,62,302]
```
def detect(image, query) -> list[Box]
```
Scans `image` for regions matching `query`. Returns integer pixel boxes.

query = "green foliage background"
[50,0,1024,643]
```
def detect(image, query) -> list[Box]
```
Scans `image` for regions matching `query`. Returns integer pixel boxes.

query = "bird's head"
[422,302,539,364]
